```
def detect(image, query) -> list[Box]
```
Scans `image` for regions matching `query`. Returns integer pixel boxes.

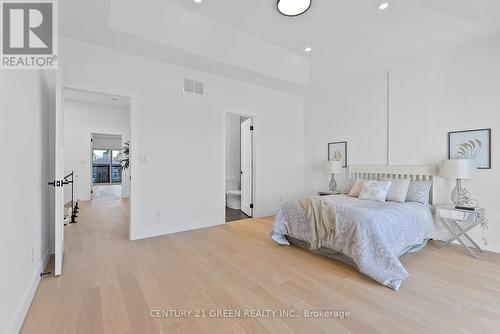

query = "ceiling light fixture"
[194,0,202,3]
[277,0,312,17]
[378,2,389,11]
[304,47,312,52]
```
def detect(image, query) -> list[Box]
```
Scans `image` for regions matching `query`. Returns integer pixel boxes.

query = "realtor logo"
[1,0,58,69]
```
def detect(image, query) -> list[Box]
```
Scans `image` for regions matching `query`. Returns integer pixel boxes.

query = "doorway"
[225,113,254,222]
[52,83,132,277]
[91,133,124,200]
[62,88,130,205]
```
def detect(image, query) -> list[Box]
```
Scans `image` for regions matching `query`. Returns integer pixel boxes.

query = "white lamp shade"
[439,159,476,179]
[325,160,343,175]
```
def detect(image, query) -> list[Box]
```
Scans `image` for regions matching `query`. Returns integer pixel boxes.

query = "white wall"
[225,113,241,192]
[304,72,389,194]
[64,100,130,201]
[0,70,53,334]
[61,38,304,240]
[304,37,500,253]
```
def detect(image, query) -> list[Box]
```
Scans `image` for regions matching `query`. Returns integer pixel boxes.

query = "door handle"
[48,180,69,187]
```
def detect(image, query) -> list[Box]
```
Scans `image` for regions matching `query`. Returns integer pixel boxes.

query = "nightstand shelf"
[436,205,485,258]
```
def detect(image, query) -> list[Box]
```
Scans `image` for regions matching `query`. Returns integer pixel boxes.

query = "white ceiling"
[60,0,500,93]
[64,88,130,107]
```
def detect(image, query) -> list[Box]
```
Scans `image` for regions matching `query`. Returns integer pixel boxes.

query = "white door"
[240,118,253,217]
[53,69,65,276]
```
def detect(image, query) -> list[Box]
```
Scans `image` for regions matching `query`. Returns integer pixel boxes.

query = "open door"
[50,69,65,276]
[240,118,253,217]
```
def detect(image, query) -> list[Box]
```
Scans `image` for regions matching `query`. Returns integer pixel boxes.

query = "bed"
[271,165,438,290]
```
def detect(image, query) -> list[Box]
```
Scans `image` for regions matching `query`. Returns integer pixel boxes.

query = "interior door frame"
[222,111,256,221]
[240,117,254,217]
[63,82,135,240]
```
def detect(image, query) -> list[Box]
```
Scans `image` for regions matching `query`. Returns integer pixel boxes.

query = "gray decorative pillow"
[382,178,411,203]
[342,178,356,195]
[406,180,432,204]
[359,180,392,202]
[348,179,365,198]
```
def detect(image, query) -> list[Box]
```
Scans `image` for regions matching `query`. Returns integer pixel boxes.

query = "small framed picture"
[328,141,347,168]
[448,128,491,169]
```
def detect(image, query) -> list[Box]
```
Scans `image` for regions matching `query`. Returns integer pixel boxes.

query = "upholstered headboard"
[348,165,438,206]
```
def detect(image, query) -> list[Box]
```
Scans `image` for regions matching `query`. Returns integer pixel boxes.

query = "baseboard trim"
[254,208,279,218]
[6,248,51,334]
[41,248,51,271]
[130,217,225,240]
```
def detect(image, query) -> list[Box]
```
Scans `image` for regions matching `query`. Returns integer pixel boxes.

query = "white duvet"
[271,195,436,290]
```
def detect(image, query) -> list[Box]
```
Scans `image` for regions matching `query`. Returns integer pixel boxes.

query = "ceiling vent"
[184,78,204,96]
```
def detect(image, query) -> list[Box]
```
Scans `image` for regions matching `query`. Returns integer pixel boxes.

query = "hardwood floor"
[92,184,122,200]
[22,199,500,333]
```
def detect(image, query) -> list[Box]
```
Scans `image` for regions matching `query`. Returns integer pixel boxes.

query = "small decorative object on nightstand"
[439,159,477,207]
[436,205,487,258]
[317,190,340,196]
[324,160,343,192]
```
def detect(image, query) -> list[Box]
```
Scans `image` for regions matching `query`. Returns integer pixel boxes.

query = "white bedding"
[271,195,436,290]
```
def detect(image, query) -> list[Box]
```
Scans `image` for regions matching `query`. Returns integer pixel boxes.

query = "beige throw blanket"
[299,196,337,250]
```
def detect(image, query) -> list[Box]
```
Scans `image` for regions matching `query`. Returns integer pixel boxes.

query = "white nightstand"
[317,191,341,196]
[436,205,486,258]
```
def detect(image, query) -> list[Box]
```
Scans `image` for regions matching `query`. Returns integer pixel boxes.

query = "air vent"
[194,81,204,95]
[183,78,204,96]
[184,79,194,93]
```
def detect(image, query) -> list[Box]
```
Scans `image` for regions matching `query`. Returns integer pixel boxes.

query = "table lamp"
[325,160,343,192]
[439,159,476,206]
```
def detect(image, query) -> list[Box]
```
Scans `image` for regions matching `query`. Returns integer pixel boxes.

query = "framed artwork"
[448,128,491,169]
[328,141,347,168]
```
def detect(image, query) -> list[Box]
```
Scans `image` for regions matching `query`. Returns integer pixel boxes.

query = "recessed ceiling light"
[277,0,312,17]
[378,2,389,10]
[304,47,312,53]
[194,0,202,3]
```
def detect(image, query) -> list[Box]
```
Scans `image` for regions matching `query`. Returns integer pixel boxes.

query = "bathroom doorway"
[225,113,254,222]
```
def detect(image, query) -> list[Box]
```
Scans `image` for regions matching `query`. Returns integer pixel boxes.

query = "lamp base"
[451,179,470,206]
[329,174,337,192]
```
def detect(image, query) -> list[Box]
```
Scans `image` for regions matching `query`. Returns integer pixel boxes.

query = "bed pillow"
[342,178,356,195]
[358,180,392,202]
[406,180,432,204]
[382,178,411,203]
[348,179,365,198]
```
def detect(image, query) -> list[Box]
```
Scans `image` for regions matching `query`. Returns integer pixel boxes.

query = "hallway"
[92,185,123,200]
[22,199,130,333]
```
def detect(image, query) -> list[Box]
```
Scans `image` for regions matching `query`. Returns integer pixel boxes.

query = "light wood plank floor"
[22,199,500,333]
